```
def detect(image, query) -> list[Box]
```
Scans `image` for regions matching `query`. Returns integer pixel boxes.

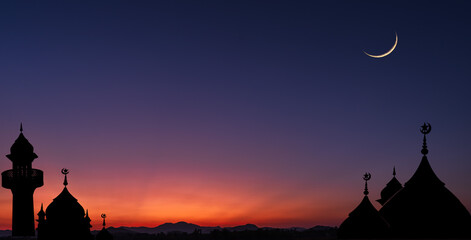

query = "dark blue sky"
[0,1,470,228]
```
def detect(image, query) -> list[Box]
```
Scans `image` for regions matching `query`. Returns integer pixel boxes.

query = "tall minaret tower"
[2,124,44,237]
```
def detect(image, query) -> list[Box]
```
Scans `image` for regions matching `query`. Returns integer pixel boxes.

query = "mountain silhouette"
[309,225,334,231]
[119,221,221,234]
[1,222,336,238]
[224,224,258,232]
[0,230,12,238]
[89,222,334,235]
[86,224,338,240]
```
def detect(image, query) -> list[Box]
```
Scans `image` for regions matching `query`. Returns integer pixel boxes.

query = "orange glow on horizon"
[0,166,350,230]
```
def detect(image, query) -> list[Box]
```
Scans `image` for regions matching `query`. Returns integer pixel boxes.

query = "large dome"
[45,187,86,224]
[379,156,471,238]
[39,170,93,240]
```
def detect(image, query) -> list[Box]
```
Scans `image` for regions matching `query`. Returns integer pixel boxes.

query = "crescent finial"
[61,168,69,186]
[420,123,431,156]
[420,122,432,135]
[363,172,371,196]
[101,213,107,227]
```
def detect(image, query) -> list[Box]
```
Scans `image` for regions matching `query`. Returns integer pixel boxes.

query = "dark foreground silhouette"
[1,124,43,237]
[337,123,471,239]
[3,124,471,239]
[105,228,337,240]
[0,227,337,240]
[0,223,337,240]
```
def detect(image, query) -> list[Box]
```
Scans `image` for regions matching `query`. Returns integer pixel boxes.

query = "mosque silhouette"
[338,123,471,238]
[2,123,471,239]
[1,125,113,240]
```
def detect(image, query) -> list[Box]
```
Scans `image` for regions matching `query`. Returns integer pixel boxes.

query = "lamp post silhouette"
[1,125,44,236]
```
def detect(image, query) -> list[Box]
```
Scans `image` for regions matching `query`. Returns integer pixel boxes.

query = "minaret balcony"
[1,169,44,189]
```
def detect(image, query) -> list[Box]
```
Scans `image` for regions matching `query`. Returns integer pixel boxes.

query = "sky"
[1,0,471,230]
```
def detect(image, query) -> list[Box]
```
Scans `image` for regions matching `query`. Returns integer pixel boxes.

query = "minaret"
[2,124,44,236]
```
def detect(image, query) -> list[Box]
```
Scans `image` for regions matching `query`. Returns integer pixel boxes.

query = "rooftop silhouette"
[96,214,113,240]
[337,173,390,239]
[2,123,471,239]
[379,123,471,238]
[37,169,93,240]
[339,123,471,238]
[376,167,402,206]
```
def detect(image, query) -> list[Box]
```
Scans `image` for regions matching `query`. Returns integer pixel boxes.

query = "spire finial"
[38,203,45,219]
[420,122,432,156]
[363,172,371,196]
[20,123,23,133]
[61,168,69,186]
[101,213,107,228]
[393,166,396,177]
[85,209,91,222]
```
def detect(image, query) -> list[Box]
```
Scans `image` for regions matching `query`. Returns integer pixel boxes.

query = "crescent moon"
[364,32,398,58]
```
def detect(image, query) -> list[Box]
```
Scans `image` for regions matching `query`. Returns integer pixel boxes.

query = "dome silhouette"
[378,123,471,238]
[379,155,471,238]
[37,169,93,240]
[96,214,113,240]
[340,123,471,238]
[376,167,402,206]
[45,187,86,224]
[96,228,113,240]
[7,130,38,162]
[338,173,390,239]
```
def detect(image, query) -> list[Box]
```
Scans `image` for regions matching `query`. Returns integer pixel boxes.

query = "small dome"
[338,196,390,239]
[96,228,113,240]
[6,133,38,161]
[376,170,402,206]
[45,187,86,223]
